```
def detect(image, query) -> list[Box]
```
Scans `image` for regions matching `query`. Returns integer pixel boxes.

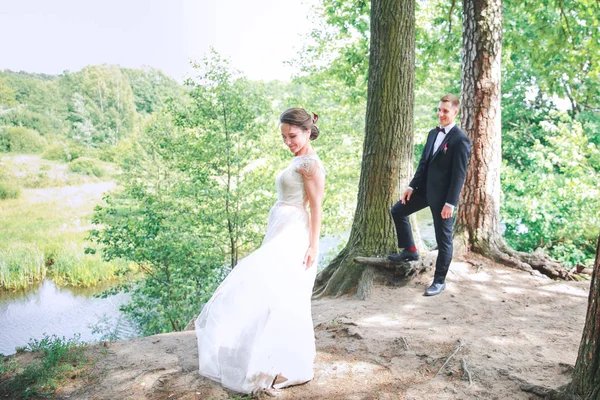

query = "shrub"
[0,334,87,398]
[0,126,47,153]
[41,142,85,161]
[96,139,135,163]
[0,182,20,200]
[21,172,64,189]
[68,158,104,177]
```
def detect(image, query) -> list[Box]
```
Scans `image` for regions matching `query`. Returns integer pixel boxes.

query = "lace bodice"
[275,154,324,206]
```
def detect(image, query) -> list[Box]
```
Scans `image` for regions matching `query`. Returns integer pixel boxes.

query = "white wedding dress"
[195,153,324,394]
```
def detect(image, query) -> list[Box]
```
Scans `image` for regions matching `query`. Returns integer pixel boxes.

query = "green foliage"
[503,0,600,113]
[68,157,105,177]
[1,66,179,151]
[0,108,64,137]
[0,71,68,136]
[41,141,86,161]
[0,182,20,200]
[502,111,600,267]
[64,65,137,146]
[0,78,17,107]
[0,334,87,399]
[0,126,47,153]
[90,52,276,335]
[94,138,134,163]
[122,67,182,114]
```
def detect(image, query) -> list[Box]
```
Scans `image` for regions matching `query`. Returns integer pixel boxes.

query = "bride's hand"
[303,246,318,270]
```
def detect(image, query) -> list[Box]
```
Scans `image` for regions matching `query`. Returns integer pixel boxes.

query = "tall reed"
[0,244,46,290]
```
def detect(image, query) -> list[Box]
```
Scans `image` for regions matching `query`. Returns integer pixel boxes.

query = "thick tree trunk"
[456,0,567,279]
[572,234,600,398]
[455,0,504,254]
[313,0,415,299]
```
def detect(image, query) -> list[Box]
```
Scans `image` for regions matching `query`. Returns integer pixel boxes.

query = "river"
[0,280,135,356]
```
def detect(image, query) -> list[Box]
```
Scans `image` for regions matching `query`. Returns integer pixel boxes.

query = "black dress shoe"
[388,249,419,263]
[424,282,446,296]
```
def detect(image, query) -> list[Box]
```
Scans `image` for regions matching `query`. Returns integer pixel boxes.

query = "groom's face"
[437,101,459,127]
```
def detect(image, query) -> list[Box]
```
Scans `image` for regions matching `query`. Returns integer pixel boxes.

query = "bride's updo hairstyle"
[280,108,320,141]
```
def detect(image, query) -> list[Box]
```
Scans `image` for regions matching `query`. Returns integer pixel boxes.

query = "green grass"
[0,334,89,399]
[49,243,125,287]
[0,245,46,290]
[0,154,124,290]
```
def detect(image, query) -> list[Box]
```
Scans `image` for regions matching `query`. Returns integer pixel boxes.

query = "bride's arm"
[302,165,325,270]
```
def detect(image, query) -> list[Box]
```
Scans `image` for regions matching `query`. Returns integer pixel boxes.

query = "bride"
[195,108,325,394]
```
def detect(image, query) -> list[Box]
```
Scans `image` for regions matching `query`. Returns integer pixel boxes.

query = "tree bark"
[313,0,415,299]
[455,0,504,254]
[454,0,566,279]
[572,233,600,398]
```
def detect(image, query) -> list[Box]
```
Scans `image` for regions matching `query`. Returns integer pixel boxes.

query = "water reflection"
[0,280,135,356]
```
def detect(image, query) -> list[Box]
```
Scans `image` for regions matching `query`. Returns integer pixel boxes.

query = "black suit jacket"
[409,125,471,208]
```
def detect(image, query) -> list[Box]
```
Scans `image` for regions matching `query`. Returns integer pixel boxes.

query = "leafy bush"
[41,142,85,161]
[0,182,20,200]
[0,126,47,153]
[68,158,104,177]
[95,139,135,163]
[0,334,87,398]
[0,183,20,199]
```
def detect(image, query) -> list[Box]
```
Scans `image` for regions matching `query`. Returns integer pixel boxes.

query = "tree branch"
[448,0,457,35]
[558,0,574,41]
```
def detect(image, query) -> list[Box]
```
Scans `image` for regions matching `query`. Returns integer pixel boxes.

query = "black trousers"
[390,193,454,282]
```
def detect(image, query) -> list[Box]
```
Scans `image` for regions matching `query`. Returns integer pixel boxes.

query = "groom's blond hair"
[440,94,459,109]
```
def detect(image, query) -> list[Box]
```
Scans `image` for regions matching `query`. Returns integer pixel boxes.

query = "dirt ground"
[10,255,592,399]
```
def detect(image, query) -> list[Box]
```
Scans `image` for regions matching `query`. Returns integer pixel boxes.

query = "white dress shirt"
[433,122,455,154]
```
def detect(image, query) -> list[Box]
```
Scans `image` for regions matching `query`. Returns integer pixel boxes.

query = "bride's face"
[280,123,310,155]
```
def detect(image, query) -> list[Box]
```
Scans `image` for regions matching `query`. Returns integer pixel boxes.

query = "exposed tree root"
[461,236,573,281]
[494,244,572,280]
[349,252,436,300]
[520,382,583,400]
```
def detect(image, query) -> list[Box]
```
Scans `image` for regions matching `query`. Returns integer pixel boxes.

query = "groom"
[388,94,471,296]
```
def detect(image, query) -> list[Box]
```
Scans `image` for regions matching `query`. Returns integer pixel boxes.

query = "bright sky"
[0,0,315,82]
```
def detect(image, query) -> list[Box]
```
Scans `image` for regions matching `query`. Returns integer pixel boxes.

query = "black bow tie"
[436,126,446,134]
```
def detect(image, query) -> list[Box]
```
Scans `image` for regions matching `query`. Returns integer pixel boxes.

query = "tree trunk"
[313,0,415,299]
[572,233,600,398]
[455,0,567,279]
[455,0,504,255]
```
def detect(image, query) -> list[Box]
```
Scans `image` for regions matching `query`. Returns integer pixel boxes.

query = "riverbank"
[0,154,126,290]
[2,254,589,399]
